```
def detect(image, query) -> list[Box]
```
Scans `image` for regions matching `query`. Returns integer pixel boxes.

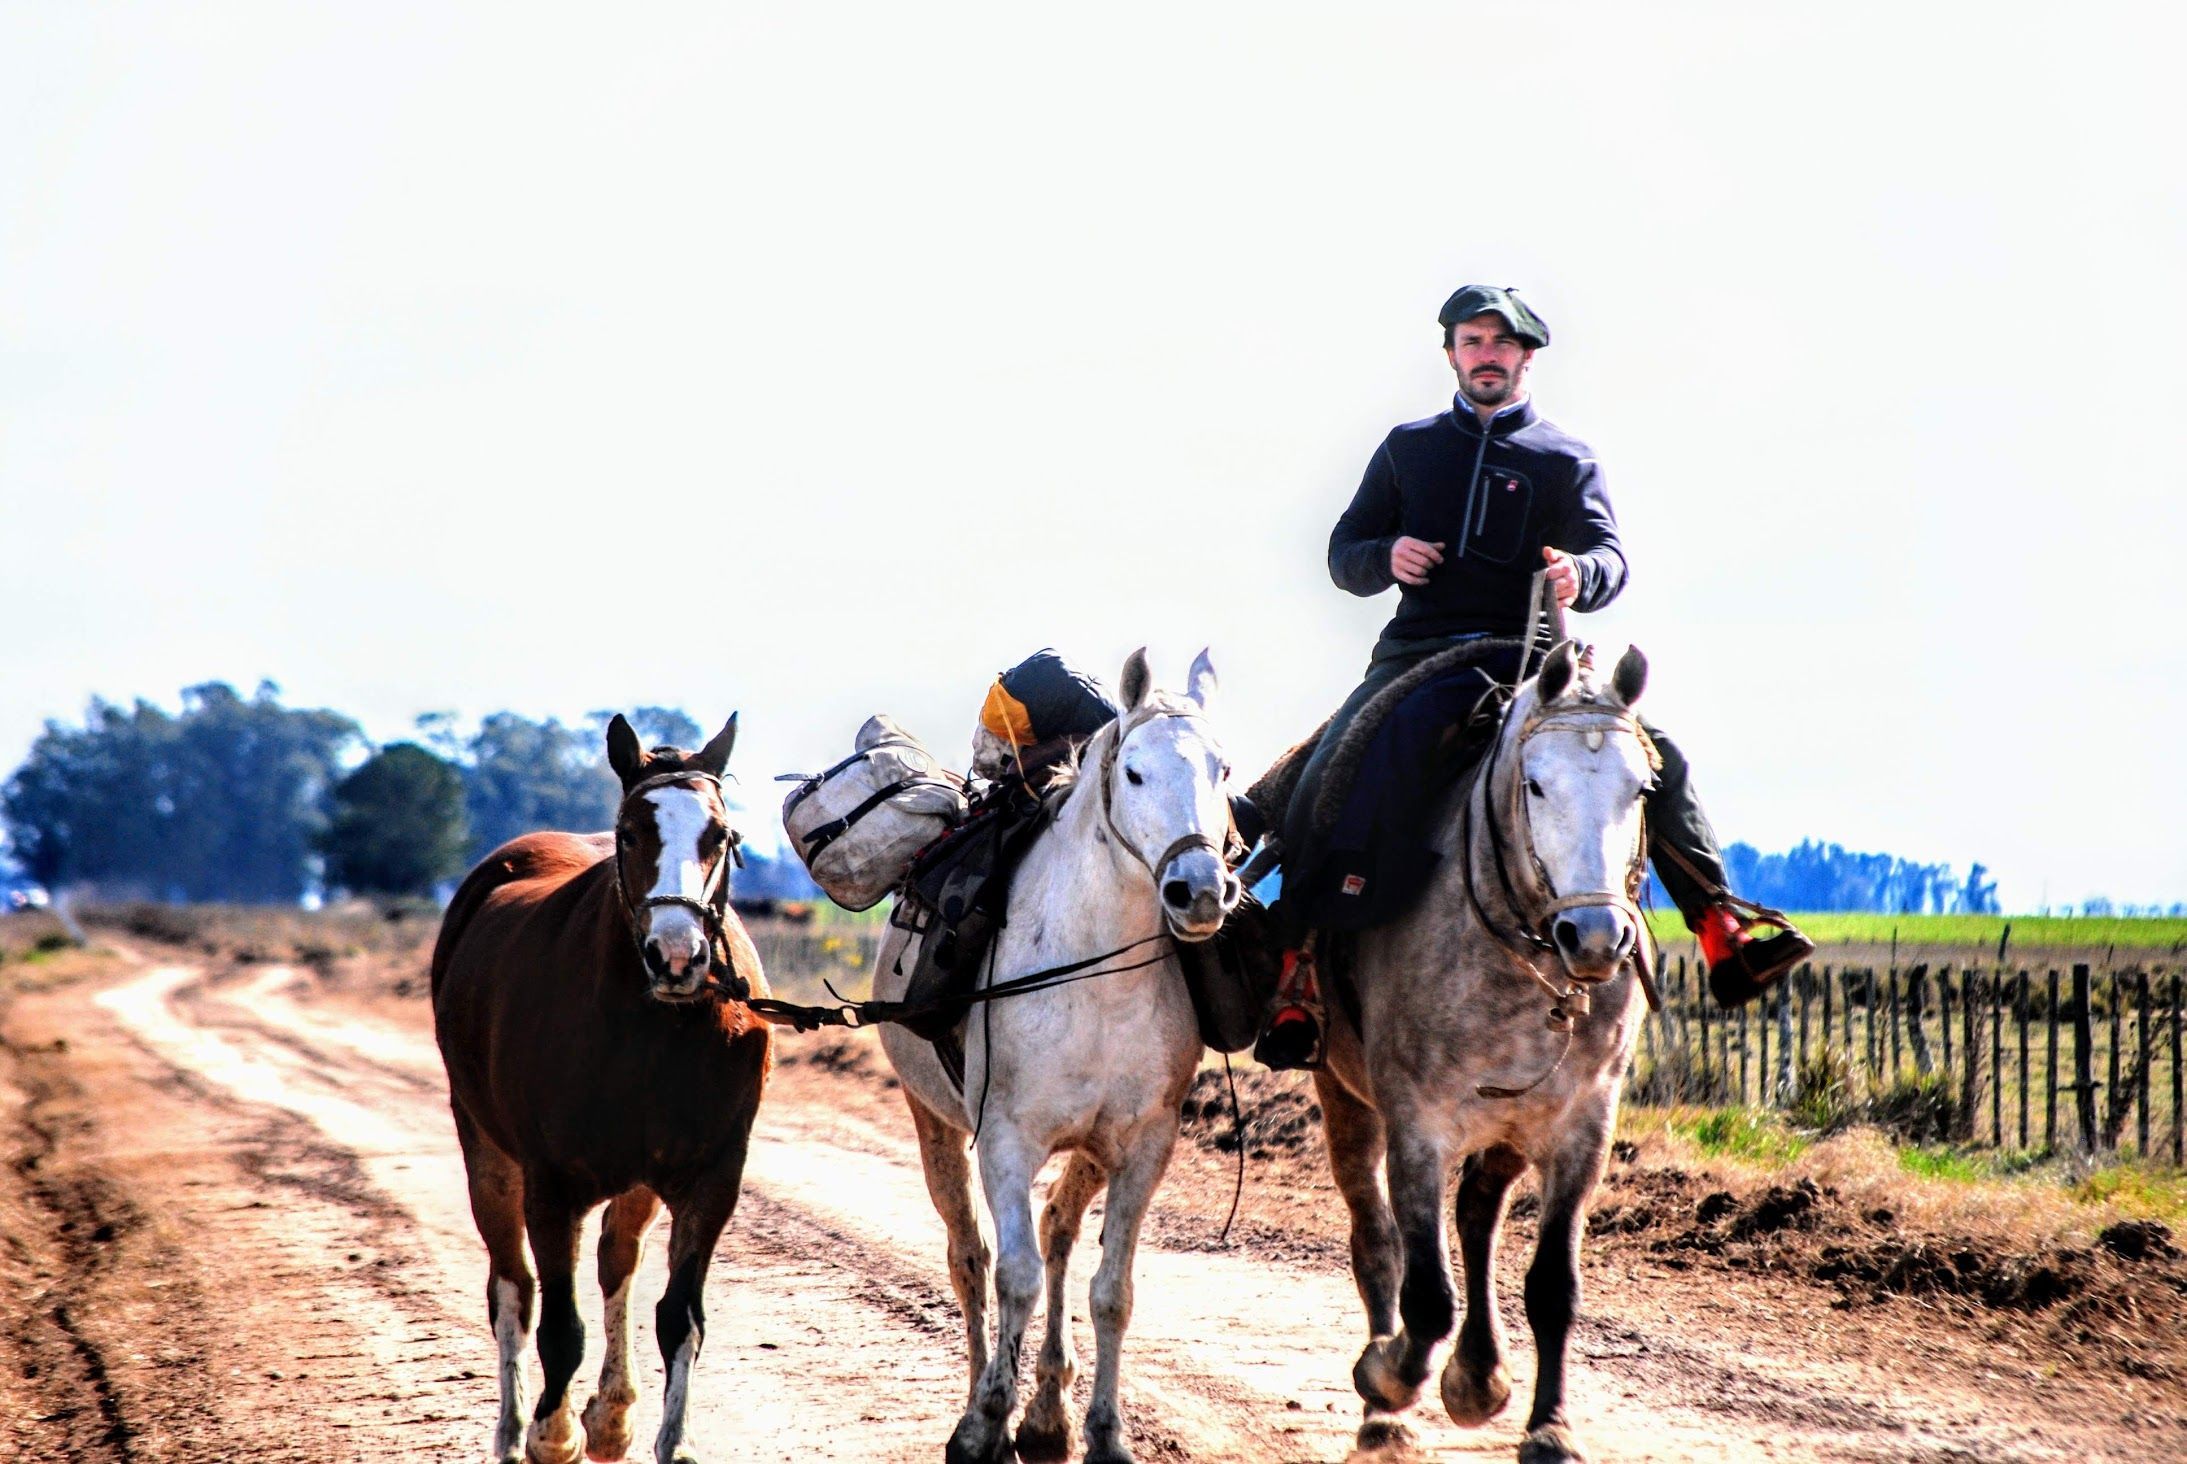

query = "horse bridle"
[1095,705,1238,900]
[611,768,748,998]
[1462,695,1656,979]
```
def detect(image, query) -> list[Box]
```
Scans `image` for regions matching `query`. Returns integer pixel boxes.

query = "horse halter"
[1464,696,1657,978]
[611,767,748,998]
[1095,705,1238,896]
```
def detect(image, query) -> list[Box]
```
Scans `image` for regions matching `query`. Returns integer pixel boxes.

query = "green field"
[1644,910,2187,958]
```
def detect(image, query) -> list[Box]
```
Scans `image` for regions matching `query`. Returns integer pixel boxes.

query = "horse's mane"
[1041,690,1201,802]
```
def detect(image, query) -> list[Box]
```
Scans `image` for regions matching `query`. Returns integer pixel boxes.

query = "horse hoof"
[1517,1422,1587,1464]
[943,1422,1009,1464]
[1013,1416,1075,1463]
[1083,1437,1135,1464]
[1440,1358,1512,1427]
[580,1393,634,1460]
[526,1413,583,1464]
[1351,1415,1419,1455]
[1352,1336,1423,1414]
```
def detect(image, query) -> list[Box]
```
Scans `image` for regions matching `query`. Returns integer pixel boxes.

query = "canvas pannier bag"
[780,715,968,911]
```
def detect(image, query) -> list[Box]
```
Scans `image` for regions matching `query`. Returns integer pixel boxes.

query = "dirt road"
[4,952,2178,1462]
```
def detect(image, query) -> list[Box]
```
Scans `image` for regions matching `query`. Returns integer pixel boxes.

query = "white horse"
[875,648,1240,1464]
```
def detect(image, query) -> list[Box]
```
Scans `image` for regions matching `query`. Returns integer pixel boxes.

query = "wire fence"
[748,915,2187,1168]
[1626,958,2186,1164]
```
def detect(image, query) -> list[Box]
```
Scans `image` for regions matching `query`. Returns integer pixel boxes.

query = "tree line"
[0,682,816,902]
[4,681,2013,913]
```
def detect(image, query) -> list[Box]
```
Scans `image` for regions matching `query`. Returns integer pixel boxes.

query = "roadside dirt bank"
[2,942,2181,1462]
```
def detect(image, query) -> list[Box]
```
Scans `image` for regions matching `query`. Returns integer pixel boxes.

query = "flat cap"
[1437,284,1550,349]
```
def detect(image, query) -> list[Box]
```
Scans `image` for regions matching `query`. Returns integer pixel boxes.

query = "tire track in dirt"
[11,955,2172,1462]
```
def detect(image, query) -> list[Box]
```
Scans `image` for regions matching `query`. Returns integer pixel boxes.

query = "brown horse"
[433,713,770,1464]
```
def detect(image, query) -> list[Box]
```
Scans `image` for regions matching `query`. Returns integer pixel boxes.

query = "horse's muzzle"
[1160,850,1241,943]
[1551,904,1637,982]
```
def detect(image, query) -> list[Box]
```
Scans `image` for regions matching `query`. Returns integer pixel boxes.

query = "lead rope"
[1218,1050,1245,1245]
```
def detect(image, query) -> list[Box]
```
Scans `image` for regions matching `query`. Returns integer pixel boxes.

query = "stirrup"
[1253,942,1327,1070]
[1707,926,1815,1008]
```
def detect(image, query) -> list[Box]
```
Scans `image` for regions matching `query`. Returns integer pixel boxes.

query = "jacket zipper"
[1453,418,1493,561]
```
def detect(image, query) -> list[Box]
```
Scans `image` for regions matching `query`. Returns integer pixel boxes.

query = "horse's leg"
[1351,1105,1452,1420]
[947,1124,1044,1464]
[907,1093,993,1406]
[581,1186,662,1461]
[1516,1119,1614,1464]
[1313,1071,1412,1450]
[653,1164,748,1464]
[1079,1121,1177,1464]
[522,1181,588,1464]
[1441,1144,1527,1428]
[456,1109,535,1464]
[1017,1150,1104,1463]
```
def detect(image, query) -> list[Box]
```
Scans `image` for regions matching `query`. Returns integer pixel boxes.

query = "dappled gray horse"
[1316,641,1654,1464]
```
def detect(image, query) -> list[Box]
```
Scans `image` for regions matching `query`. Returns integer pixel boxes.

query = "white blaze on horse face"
[640,787,719,977]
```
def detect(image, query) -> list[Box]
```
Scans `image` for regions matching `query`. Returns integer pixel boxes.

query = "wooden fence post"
[2016,971,2030,1151]
[2108,975,2123,1154]
[1991,968,2004,1148]
[2074,964,2097,1153]
[1888,963,1902,1080]
[1738,1002,1750,1106]
[2137,971,2153,1159]
[1840,966,1855,1063]
[1950,958,1968,1072]
[1906,965,1934,1075]
[1758,990,1771,1105]
[1960,970,1981,1142]
[2046,969,2059,1152]
[1776,980,1796,1105]
[1698,970,1712,1098]
[2171,972,2183,1168]
[1798,966,1812,1078]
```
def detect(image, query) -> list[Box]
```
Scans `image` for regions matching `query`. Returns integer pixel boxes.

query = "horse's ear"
[1610,645,1648,709]
[1119,647,1152,711]
[1185,646,1218,710]
[606,714,645,784]
[1536,641,1579,703]
[696,712,739,776]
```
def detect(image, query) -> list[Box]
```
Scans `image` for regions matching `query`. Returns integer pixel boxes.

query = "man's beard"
[1460,368,1517,408]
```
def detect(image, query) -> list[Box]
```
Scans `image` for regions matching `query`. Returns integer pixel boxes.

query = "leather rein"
[610,768,749,999]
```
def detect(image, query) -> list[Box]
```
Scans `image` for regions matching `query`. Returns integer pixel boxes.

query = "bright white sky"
[3,5,2182,910]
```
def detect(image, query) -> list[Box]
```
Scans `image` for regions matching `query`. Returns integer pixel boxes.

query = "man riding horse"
[1254,284,1811,1067]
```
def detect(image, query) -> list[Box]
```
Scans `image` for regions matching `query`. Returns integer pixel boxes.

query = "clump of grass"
[1867,1071,1957,1145]
[1673,1107,1811,1164]
[1789,1049,1860,1132]
[2073,1164,2187,1224]
[1895,1145,1990,1183]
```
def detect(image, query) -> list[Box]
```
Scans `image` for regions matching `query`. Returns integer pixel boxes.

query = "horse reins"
[611,768,748,996]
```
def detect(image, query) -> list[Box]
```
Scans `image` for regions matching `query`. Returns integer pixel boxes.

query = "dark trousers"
[1283,633,1729,930]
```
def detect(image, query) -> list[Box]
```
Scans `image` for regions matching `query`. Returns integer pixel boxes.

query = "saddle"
[893,781,1055,1087]
[1248,637,1523,934]
[894,779,1281,1089]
